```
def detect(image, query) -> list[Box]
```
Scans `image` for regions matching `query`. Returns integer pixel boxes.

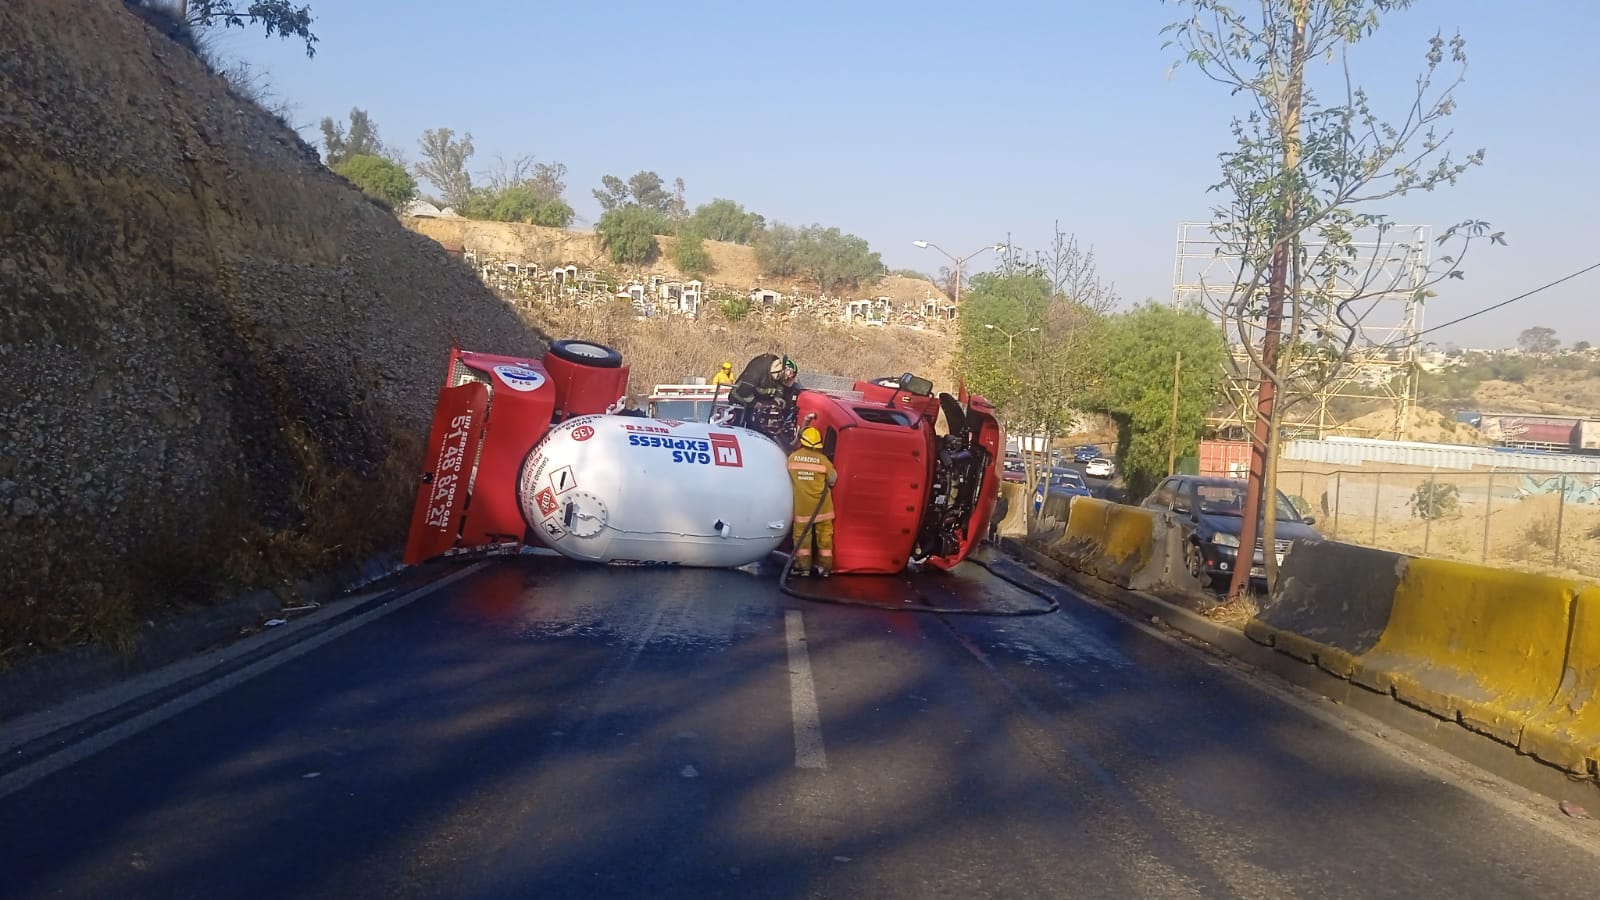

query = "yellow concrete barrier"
[1520,585,1600,775]
[1043,496,1176,590]
[994,481,1029,537]
[1246,541,1408,679]
[1350,558,1579,746]
[1062,495,1111,545]
[1101,503,1156,573]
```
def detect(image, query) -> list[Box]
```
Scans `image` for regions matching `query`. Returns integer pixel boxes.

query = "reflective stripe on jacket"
[787,448,837,520]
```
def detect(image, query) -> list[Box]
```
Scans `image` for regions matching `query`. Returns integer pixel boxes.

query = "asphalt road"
[1,554,1595,899]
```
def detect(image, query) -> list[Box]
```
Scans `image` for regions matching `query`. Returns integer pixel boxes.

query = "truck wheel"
[548,339,623,369]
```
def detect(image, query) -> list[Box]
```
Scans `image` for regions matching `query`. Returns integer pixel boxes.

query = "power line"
[1415,260,1600,339]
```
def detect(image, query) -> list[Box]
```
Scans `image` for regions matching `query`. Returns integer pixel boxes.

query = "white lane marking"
[0,562,489,801]
[785,610,827,770]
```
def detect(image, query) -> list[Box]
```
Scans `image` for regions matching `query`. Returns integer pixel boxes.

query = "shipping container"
[1575,420,1600,454]
[1479,415,1577,446]
[1282,437,1600,473]
[1198,440,1253,479]
[1494,420,1576,448]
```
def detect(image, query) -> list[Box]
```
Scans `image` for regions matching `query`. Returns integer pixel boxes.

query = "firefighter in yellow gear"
[710,361,736,386]
[787,426,837,576]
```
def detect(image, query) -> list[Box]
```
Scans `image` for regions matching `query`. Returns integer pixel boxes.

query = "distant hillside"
[403,216,952,305]
[1418,353,1600,417]
[1472,373,1600,416]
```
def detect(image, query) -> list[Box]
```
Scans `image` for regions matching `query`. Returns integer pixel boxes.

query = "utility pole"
[1227,0,1307,601]
[1167,351,1183,475]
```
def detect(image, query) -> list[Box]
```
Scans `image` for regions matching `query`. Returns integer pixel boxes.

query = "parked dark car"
[1035,468,1092,511]
[1072,444,1100,463]
[1140,475,1322,586]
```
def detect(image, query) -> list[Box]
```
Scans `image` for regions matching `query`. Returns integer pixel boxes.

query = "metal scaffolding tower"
[1172,221,1429,440]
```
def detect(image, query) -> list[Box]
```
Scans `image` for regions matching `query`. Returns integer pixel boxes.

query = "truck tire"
[548,339,623,369]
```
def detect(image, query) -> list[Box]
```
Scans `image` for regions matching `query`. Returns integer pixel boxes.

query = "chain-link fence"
[1279,468,1600,581]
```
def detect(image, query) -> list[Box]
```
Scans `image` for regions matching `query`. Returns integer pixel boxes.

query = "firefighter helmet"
[799,426,823,449]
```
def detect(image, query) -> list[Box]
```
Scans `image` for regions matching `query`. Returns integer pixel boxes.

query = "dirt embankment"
[0,0,547,658]
[1473,373,1600,417]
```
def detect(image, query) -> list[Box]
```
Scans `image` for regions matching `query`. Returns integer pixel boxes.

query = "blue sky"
[216,0,1599,348]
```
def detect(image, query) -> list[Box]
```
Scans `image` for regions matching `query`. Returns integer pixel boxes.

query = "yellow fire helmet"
[720,361,732,371]
[799,426,823,449]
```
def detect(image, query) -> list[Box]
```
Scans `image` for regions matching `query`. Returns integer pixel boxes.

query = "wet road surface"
[0,554,1594,899]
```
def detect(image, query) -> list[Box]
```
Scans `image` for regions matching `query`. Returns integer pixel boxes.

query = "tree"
[956,230,1119,503]
[666,177,689,223]
[480,154,535,192]
[179,0,317,56]
[754,223,803,278]
[593,175,631,213]
[796,226,883,295]
[531,198,576,228]
[458,185,574,227]
[1575,341,1593,354]
[461,154,574,226]
[529,162,568,204]
[593,171,681,217]
[1517,326,1559,356]
[630,172,672,215]
[674,230,714,276]
[479,154,567,202]
[596,207,662,264]
[688,199,765,244]
[1164,0,1501,597]
[1092,303,1228,497]
[415,128,474,209]
[320,108,385,167]
[957,270,1055,421]
[332,154,416,208]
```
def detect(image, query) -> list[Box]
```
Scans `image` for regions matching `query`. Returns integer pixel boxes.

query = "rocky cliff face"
[0,0,546,655]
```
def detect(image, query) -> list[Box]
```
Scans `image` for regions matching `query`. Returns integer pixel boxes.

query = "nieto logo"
[709,432,743,467]
[492,364,546,393]
[572,425,595,442]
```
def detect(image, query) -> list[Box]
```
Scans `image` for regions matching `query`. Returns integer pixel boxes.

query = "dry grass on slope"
[405,217,952,302]
[521,298,956,400]
[1473,374,1600,417]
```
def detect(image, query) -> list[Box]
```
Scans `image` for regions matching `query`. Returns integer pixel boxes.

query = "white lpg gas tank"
[517,414,794,567]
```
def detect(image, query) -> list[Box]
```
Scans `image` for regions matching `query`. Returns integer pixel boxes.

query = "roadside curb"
[997,537,1600,806]
[0,551,404,724]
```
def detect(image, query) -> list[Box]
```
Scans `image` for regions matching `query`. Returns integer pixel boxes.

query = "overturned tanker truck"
[403,338,1003,574]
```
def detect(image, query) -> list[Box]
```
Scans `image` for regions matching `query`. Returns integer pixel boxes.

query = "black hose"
[777,488,1058,617]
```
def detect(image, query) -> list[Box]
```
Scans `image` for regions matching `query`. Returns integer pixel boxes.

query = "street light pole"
[984,324,1039,358]
[913,239,1007,310]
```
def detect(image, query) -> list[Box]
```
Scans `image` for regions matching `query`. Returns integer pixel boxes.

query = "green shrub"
[1408,481,1460,520]
[596,207,662,264]
[332,154,416,208]
[674,230,713,276]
